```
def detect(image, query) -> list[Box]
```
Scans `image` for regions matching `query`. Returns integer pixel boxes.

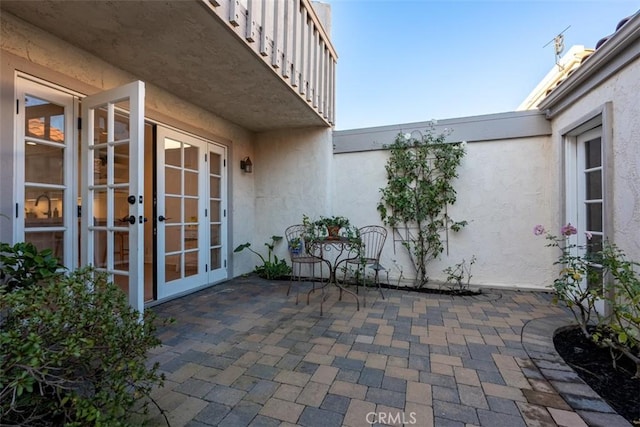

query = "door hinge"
[205,264,208,272]
[16,99,19,114]
[224,209,226,217]
[224,159,226,167]
[16,203,19,218]
[77,117,82,130]
[205,208,208,217]
[205,153,207,162]
[224,260,227,268]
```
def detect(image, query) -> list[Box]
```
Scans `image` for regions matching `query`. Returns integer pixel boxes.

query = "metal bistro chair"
[285,224,323,304]
[344,225,387,306]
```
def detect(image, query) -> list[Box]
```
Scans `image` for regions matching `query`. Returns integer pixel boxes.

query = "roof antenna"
[544,25,571,70]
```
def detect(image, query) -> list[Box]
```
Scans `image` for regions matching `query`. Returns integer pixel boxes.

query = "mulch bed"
[553,326,640,424]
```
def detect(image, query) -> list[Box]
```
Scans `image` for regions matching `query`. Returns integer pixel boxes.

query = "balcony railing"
[203,0,336,126]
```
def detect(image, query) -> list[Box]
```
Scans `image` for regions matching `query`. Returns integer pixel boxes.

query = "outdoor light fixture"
[240,156,253,173]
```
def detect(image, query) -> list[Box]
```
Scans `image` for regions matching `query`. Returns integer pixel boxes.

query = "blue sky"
[323,1,639,130]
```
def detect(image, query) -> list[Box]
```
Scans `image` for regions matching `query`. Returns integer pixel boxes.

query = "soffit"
[1,0,329,132]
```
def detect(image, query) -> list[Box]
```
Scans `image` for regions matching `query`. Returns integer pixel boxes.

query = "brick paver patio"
[140,276,631,427]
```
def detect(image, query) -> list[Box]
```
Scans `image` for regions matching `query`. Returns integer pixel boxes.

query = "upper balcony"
[1,0,336,132]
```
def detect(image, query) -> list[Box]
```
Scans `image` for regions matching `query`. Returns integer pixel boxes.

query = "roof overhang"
[537,11,640,119]
[0,0,330,132]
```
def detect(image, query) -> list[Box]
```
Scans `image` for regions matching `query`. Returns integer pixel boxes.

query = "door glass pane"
[585,171,602,200]
[210,200,220,222]
[94,229,107,268]
[185,252,198,278]
[165,254,181,282]
[113,231,129,266]
[114,191,129,225]
[25,231,64,261]
[585,138,601,169]
[184,171,198,197]
[113,274,129,296]
[94,108,109,144]
[209,152,221,175]
[165,168,181,194]
[114,143,130,183]
[210,176,221,198]
[165,226,181,253]
[94,147,108,182]
[210,225,220,246]
[165,196,181,223]
[587,234,603,256]
[25,96,65,143]
[93,190,107,223]
[165,138,181,167]
[184,143,198,170]
[26,144,64,184]
[25,188,64,224]
[185,198,198,222]
[586,203,602,232]
[211,248,221,269]
[114,113,130,142]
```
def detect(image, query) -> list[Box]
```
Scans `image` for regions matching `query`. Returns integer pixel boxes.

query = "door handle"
[158,215,170,222]
[126,215,136,225]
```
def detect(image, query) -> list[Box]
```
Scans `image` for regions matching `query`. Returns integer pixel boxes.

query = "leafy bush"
[0,266,166,426]
[234,236,292,279]
[0,242,62,291]
[537,224,640,378]
[377,126,467,287]
[442,255,476,293]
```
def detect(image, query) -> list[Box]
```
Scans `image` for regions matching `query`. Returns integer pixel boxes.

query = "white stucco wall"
[245,128,333,267]
[549,56,640,263]
[333,136,560,290]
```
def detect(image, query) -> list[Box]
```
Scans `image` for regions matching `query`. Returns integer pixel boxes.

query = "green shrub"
[0,267,166,426]
[377,126,467,287]
[234,236,292,280]
[537,224,640,378]
[0,242,62,291]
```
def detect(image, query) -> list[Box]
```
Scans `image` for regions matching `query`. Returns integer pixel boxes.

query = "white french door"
[567,126,605,314]
[207,143,228,284]
[156,128,227,299]
[15,78,76,268]
[81,81,145,314]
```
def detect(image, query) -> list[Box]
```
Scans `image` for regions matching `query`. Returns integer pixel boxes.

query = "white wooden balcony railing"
[204,0,336,126]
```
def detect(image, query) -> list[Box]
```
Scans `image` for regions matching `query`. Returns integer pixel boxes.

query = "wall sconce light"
[240,156,253,173]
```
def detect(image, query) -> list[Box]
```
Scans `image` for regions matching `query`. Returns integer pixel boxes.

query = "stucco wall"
[333,134,560,290]
[249,128,334,265]
[549,56,640,262]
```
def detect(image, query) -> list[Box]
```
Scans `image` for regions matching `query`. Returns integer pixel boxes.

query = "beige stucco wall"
[251,127,333,262]
[333,136,560,290]
[549,56,640,262]
[0,12,334,278]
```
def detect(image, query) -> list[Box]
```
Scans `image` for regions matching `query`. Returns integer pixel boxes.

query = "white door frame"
[81,81,145,314]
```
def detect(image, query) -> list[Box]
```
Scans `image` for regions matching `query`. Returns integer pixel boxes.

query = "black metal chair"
[344,225,387,306]
[285,224,323,304]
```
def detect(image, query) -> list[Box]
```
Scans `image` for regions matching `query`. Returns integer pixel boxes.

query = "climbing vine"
[377,126,467,287]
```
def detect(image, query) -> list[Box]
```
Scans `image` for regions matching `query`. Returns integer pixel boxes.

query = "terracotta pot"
[326,225,341,239]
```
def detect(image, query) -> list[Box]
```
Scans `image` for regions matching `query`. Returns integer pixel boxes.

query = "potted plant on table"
[315,216,351,240]
[302,214,360,243]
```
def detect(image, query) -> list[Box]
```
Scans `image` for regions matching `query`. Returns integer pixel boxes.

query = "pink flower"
[533,225,545,236]
[561,223,577,236]
[585,231,593,240]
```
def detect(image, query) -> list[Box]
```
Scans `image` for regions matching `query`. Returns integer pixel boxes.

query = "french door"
[156,128,227,299]
[81,81,145,314]
[16,78,76,269]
